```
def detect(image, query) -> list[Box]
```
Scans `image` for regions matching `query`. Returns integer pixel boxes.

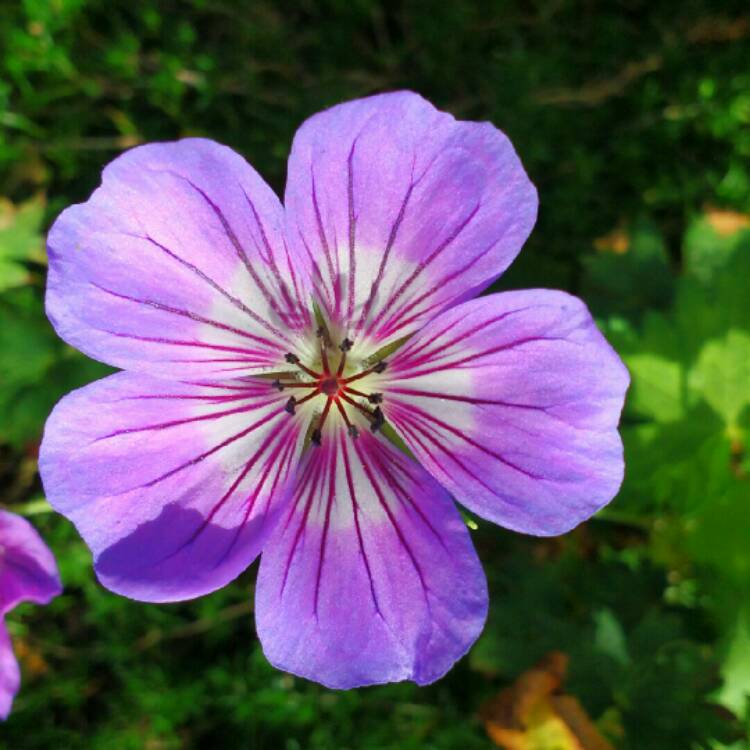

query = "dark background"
[1,1,749,748]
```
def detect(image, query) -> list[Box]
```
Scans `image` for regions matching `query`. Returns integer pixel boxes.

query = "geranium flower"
[0,510,61,718]
[40,92,628,688]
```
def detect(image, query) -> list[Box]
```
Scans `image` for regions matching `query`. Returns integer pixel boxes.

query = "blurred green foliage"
[0,0,749,748]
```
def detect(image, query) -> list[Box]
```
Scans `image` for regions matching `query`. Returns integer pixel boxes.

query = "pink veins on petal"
[39,90,628,690]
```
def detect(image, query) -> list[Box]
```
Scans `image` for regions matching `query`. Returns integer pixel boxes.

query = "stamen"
[339,392,377,421]
[283,389,320,416]
[310,396,335,447]
[335,399,359,440]
[285,351,321,379]
[295,390,320,407]
[342,360,386,385]
[336,348,348,377]
[275,332,390,442]
[318,333,331,374]
[370,406,385,433]
[316,325,331,346]
[344,386,382,403]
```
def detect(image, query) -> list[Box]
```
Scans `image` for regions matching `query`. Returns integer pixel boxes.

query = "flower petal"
[0,622,20,720]
[47,138,312,380]
[255,430,487,688]
[39,372,305,602]
[0,510,61,616]
[284,91,537,345]
[384,290,629,535]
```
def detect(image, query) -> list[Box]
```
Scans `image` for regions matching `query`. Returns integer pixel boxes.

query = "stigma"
[272,329,387,446]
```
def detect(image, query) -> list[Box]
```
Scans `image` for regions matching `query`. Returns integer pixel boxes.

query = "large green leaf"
[691,330,750,428]
[0,195,45,292]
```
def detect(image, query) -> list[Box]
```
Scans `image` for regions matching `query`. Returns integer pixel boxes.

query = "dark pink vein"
[355,170,416,332]
[340,432,383,618]
[310,171,339,313]
[354,438,432,609]
[399,403,546,482]
[367,446,448,552]
[313,440,337,618]
[157,169,292,341]
[135,407,284,492]
[377,235,499,336]
[92,283,282,351]
[387,387,554,412]
[137,232,285,335]
[346,139,358,321]
[169,417,292,558]
[364,202,482,339]
[242,189,303,327]
[102,330,274,360]
[279,449,328,597]
[392,335,571,380]
[394,305,537,368]
[94,398,278,442]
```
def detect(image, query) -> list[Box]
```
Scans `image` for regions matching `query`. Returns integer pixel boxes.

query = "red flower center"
[320,377,339,396]
[273,330,387,444]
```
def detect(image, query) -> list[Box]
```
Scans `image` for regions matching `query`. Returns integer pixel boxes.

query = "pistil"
[273,335,387,445]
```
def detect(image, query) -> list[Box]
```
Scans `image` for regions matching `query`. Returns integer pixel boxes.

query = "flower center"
[272,329,387,445]
[320,377,339,396]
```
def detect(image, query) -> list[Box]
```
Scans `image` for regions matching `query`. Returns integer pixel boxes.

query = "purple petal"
[255,429,487,688]
[0,510,61,616]
[0,622,20,720]
[39,372,306,602]
[46,138,312,380]
[384,290,630,535]
[284,91,537,345]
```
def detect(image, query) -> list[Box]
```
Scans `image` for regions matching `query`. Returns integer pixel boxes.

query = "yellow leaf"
[704,208,750,237]
[481,652,614,750]
[593,227,630,255]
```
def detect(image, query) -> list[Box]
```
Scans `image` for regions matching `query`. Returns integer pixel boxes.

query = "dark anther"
[272,379,284,391]
[311,428,322,446]
[367,393,383,404]
[284,396,296,414]
[347,424,360,440]
[373,360,387,374]
[339,337,353,352]
[370,406,385,433]
[316,326,326,338]
[284,353,300,364]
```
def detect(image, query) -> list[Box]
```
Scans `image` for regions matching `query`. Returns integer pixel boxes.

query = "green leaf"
[581,217,675,320]
[0,194,46,292]
[717,607,750,717]
[593,609,630,667]
[0,287,110,447]
[624,352,684,422]
[690,330,750,428]
[683,214,750,284]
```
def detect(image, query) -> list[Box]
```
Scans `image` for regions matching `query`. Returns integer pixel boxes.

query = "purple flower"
[0,510,61,718]
[39,92,628,688]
